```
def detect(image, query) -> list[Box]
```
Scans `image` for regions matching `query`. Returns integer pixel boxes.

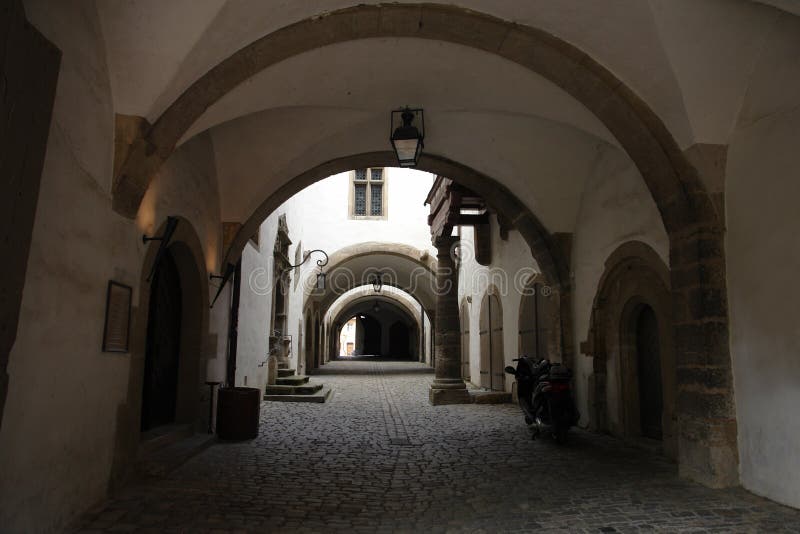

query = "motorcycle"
[505,356,579,444]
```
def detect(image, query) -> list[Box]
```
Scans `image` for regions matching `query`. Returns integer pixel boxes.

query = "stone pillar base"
[429,379,471,405]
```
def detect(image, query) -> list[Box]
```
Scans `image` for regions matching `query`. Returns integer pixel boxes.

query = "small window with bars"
[350,168,386,218]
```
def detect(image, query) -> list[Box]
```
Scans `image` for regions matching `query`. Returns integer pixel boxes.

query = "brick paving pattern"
[75,360,800,533]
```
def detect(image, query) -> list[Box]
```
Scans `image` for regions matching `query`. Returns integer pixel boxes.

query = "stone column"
[429,236,471,405]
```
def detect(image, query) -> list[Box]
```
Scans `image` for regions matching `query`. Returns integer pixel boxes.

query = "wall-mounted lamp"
[284,249,329,290]
[209,262,236,308]
[143,216,179,282]
[370,273,384,293]
[390,107,424,167]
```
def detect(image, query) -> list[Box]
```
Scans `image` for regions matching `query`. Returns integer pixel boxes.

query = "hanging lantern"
[371,273,383,293]
[390,107,425,167]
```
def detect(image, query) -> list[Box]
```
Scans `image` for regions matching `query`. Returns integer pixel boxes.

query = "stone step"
[277,362,290,370]
[469,390,512,404]
[138,423,193,457]
[264,383,323,396]
[277,368,296,378]
[264,386,332,404]
[137,433,216,478]
[276,375,310,386]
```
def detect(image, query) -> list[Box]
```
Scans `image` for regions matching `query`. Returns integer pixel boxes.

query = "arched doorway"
[141,249,182,432]
[479,291,505,392]
[586,241,676,457]
[633,305,663,441]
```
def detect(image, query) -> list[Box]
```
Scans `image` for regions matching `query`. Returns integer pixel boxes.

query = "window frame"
[348,167,388,220]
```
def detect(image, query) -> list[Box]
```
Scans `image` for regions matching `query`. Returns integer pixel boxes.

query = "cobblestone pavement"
[76,360,800,533]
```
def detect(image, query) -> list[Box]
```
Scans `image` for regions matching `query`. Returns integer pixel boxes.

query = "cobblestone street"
[76,361,800,533]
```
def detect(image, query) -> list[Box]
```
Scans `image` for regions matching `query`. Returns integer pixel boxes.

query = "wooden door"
[460,303,470,380]
[489,295,505,391]
[142,250,182,431]
[636,306,663,440]
[479,296,491,389]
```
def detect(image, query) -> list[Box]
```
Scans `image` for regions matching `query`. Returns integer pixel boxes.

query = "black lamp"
[370,273,383,293]
[285,249,329,291]
[143,216,179,282]
[390,107,424,167]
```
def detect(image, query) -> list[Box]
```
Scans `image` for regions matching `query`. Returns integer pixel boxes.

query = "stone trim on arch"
[302,240,439,318]
[584,241,676,458]
[583,241,736,487]
[112,3,718,234]
[232,152,569,303]
[327,291,424,360]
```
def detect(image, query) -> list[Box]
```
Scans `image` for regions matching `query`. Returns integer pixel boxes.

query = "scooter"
[505,356,579,444]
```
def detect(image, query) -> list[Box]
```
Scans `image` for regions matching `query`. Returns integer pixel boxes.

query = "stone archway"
[586,241,677,460]
[111,3,735,486]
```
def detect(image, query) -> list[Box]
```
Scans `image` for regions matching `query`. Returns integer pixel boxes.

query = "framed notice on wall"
[102,280,132,353]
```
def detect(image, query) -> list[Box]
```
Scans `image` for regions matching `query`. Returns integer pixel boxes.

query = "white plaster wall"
[0,4,225,531]
[726,12,800,507]
[236,168,434,392]
[458,219,541,392]
[570,145,669,429]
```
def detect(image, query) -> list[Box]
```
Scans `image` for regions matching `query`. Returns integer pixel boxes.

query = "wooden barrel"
[216,387,260,440]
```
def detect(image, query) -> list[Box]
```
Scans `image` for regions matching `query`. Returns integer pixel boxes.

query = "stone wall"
[0,4,225,531]
[726,9,800,508]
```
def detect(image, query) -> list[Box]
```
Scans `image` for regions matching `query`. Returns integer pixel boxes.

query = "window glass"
[370,184,383,216]
[354,184,367,215]
[355,169,367,181]
[371,168,383,181]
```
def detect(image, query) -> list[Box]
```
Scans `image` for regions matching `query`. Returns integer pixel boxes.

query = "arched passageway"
[325,284,430,364]
[107,1,735,486]
[10,2,800,530]
[331,296,420,360]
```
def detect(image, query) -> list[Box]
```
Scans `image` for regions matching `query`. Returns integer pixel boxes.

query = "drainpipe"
[225,260,242,386]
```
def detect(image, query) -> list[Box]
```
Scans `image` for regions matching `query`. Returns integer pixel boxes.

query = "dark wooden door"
[636,306,663,440]
[362,315,382,355]
[479,294,505,391]
[141,250,182,432]
[479,297,491,389]
[489,295,505,391]
[460,304,470,380]
[389,321,409,357]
